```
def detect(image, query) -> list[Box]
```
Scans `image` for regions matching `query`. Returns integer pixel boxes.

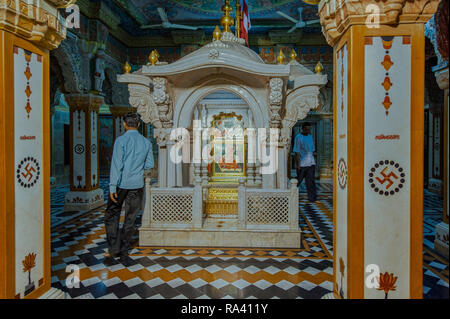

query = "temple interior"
[0,0,448,300]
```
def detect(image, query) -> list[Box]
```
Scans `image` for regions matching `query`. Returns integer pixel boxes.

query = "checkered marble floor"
[422,190,449,299]
[49,179,448,299]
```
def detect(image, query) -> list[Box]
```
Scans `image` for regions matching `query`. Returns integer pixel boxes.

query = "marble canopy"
[118,30,327,143]
[117,30,327,248]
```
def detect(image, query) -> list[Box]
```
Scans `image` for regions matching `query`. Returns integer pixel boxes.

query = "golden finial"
[290,49,297,62]
[277,49,285,64]
[149,49,159,66]
[123,61,131,74]
[235,0,241,38]
[315,61,323,74]
[220,0,234,33]
[213,25,222,41]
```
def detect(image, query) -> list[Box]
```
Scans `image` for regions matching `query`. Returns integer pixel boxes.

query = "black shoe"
[118,255,134,267]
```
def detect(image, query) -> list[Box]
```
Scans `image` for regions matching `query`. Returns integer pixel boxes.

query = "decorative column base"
[38,288,68,299]
[64,188,104,212]
[434,222,449,258]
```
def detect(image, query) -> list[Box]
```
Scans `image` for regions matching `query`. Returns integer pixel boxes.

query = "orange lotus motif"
[22,252,36,273]
[22,252,37,286]
[377,272,398,299]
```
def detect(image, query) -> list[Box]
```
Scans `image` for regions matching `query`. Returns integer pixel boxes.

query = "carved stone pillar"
[0,0,72,300]
[155,128,170,188]
[246,128,256,186]
[319,0,439,299]
[64,94,105,212]
[277,140,289,189]
[166,140,177,188]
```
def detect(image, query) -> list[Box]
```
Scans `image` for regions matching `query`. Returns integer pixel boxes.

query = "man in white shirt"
[293,122,317,202]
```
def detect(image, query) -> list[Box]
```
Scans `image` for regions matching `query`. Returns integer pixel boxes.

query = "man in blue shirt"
[293,122,317,202]
[105,112,154,261]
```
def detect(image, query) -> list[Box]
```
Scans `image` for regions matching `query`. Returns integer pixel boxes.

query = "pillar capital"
[318,0,440,46]
[0,0,72,50]
[109,105,136,118]
[65,93,104,113]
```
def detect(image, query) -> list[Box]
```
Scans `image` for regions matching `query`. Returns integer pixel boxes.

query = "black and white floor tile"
[49,178,448,299]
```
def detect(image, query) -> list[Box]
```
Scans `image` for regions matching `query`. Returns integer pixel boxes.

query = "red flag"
[241,0,251,45]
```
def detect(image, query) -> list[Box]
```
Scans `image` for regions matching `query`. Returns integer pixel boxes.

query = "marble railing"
[142,176,299,232]
[239,179,299,231]
[142,177,202,229]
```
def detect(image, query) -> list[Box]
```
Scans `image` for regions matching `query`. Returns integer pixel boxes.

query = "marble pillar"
[64,94,105,212]
[319,0,439,299]
[0,0,71,299]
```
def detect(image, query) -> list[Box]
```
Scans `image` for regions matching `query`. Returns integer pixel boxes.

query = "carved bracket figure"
[269,78,284,128]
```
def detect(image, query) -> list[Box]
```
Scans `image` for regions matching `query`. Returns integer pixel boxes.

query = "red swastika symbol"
[21,163,36,182]
[376,166,398,190]
[339,164,346,179]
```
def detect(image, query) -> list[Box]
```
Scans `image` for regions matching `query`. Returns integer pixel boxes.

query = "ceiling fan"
[276,7,321,33]
[140,7,198,31]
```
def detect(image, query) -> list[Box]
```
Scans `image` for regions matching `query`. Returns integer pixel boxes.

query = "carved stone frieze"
[318,0,440,46]
[0,0,68,49]
[281,86,321,143]
[128,83,161,128]
[153,128,172,146]
[153,77,173,128]
[268,78,284,128]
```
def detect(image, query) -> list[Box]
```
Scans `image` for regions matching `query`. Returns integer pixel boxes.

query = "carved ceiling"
[99,0,322,36]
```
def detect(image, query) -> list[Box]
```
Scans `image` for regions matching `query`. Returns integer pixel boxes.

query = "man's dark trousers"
[297,165,317,202]
[105,187,143,257]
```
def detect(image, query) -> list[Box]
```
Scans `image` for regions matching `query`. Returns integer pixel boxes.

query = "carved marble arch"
[51,41,83,94]
[50,55,65,107]
[174,77,267,130]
